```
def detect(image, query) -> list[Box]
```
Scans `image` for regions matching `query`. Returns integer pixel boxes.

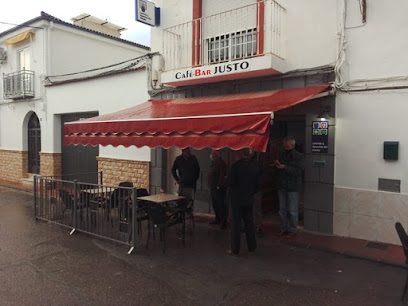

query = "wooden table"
[137,193,185,204]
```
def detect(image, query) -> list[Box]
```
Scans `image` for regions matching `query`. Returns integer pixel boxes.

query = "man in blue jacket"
[275,136,304,236]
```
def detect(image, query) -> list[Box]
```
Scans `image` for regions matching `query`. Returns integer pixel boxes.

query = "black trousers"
[210,188,227,225]
[231,204,256,254]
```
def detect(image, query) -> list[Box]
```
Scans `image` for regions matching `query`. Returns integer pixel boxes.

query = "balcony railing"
[3,69,35,100]
[162,0,285,71]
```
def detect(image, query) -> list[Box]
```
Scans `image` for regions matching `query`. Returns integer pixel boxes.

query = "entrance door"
[28,113,41,174]
[61,113,99,183]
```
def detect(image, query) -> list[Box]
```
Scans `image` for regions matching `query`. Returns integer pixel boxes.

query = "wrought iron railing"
[162,0,285,71]
[3,69,35,99]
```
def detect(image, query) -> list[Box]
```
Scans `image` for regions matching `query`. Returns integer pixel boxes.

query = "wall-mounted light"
[317,106,331,120]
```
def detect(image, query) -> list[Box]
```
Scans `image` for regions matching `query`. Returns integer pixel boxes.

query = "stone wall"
[39,153,62,177]
[97,157,150,190]
[0,149,28,182]
[334,187,408,246]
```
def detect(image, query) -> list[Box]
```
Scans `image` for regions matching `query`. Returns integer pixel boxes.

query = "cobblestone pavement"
[0,187,405,305]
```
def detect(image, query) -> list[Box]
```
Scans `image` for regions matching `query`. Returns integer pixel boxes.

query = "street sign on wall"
[135,0,160,26]
[311,121,329,153]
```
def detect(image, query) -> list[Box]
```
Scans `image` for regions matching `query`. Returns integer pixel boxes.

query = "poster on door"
[311,121,329,153]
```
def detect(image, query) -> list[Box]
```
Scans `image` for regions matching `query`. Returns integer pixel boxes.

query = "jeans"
[278,189,299,234]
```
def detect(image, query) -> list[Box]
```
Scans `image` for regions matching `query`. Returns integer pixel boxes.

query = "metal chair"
[59,189,84,225]
[145,203,184,254]
[395,222,408,301]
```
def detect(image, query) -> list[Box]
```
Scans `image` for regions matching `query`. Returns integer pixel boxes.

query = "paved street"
[0,187,405,305]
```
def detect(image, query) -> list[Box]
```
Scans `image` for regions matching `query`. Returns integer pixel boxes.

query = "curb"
[0,183,33,194]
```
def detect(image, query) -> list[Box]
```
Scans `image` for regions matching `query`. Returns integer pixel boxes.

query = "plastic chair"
[395,222,408,301]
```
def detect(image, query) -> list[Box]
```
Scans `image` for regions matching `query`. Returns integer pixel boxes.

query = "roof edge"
[0,11,150,51]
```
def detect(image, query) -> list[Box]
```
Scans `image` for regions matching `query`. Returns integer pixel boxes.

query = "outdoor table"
[137,193,185,204]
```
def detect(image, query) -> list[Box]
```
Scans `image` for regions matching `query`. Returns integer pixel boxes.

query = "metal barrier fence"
[34,176,137,254]
[42,171,103,185]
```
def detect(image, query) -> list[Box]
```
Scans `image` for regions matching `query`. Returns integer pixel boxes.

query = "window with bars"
[207,28,257,64]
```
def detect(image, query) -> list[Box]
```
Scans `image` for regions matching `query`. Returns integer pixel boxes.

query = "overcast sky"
[0,0,151,46]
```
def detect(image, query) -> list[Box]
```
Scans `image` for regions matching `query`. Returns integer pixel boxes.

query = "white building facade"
[334,0,408,245]
[0,12,151,188]
[147,0,408,244]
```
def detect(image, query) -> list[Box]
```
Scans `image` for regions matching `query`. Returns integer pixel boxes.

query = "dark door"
[61,113,99,183]
[28,113,41,174]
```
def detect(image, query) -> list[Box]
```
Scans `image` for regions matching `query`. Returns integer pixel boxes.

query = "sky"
[0,0,151,46]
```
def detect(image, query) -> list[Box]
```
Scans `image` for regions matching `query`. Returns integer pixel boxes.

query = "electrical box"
[383,141,399,160]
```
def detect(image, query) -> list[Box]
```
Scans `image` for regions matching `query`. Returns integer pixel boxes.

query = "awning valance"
[5,30,34,46]
[64,85,330,151]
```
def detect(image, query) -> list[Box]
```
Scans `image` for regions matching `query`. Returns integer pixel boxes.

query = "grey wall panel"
[303,209,319,231]
[303,182,334,213]
[318,211,333,234]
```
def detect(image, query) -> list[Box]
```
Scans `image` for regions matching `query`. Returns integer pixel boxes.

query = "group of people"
[171,136,304,256]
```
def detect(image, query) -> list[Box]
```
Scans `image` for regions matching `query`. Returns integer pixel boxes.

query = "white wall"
[202,0,254,17]
[49,24,148,76]
[279,0,338,69]
[150,0,193,53]
[0,21,47,102]
[335,90,408,194]
[150,0,339,71]
[342,0,408,80]
[45,69,151,162]
[0,103,45,151]
[335,0,408,195]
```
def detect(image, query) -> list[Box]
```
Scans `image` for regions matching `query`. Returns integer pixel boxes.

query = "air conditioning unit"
[0,48,7,62]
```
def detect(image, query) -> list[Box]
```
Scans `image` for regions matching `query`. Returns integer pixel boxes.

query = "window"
[231,29,257,60]
[207,28,257,64]
[18,48,31,71]
[208,34,230,63]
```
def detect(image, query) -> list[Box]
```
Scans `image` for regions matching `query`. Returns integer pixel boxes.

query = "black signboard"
[311,121,329,153]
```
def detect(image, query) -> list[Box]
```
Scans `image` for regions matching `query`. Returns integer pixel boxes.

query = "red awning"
[64,85,330,152]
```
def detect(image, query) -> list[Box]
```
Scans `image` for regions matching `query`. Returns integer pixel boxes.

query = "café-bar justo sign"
[175,61,249,80]
[161,54,283,86]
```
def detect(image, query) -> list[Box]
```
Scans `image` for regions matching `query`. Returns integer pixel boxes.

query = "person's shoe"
[226,249,238,256]
[276,231,288,237]
[248,251,255,256]
[209,220,220,225]
[256,228,264,238]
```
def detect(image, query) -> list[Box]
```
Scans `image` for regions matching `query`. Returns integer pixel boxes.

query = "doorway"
[61,113,99,183]
[28,113,41,174]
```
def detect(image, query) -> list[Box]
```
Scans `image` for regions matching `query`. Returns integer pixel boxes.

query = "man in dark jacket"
[171,147,200,199]
[208,150,228,229]
[275,136,304,236]
[227,148,260,256]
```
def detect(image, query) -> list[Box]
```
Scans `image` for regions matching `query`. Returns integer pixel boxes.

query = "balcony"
[161,0,285,86]
[3,70,35,100]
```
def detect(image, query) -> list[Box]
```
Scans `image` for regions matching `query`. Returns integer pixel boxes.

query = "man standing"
[227,148,260,256]
[275,136,304,236]
[208,150,228,229]
[171,147,200,200]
